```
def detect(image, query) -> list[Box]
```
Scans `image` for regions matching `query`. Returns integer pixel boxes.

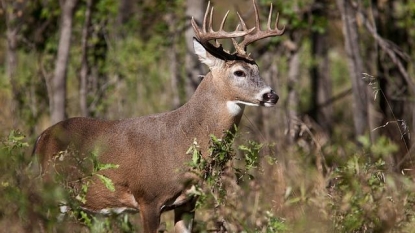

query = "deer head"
[191,0,284,113]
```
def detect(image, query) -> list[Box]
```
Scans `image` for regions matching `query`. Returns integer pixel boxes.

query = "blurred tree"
[1,0,27,127]
[285,33,301,144]
[165,8,181,108]
[337,0,415,169]
[79,0,93,117]
[370,0,414,169]
[50,0,78,124]
[309,0,333,136]
[87,0,116,117]
[185,0,205,99]
[336,0,371,139]
[116,0,134,39]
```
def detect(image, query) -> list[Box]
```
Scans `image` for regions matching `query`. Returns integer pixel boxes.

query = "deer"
[32,0,285,232]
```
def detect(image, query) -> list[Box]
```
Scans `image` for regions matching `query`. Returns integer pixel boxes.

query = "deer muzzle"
[261,90,279,106]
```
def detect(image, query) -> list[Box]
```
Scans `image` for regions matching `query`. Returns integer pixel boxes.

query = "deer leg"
[139,205,161,233]
[174,198,196,233]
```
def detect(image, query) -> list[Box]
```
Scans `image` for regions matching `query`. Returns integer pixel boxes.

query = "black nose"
[263,90,279,104]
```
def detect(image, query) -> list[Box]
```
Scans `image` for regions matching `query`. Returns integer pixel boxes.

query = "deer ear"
[193,38,221,68]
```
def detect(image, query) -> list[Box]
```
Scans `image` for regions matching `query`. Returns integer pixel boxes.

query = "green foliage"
[188,128,263,205]
[2,133,415,232]
[54,147,125,230]
[0,130,29,196]
[331,155,386,231]
[0,130,63,231]
[263,211,288,233]
[187,130,238,207]
[329,136,415,232]
[358,135,399,158]
[239,140,263,171]
[105,34,173,116]
[270,0,327,33]
[95,174,116,192]
[187,128,276,231]
[2,130,29,152]
[0,130,137,232]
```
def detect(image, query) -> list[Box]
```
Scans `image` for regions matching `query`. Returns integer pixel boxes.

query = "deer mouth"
[261,90,279,107]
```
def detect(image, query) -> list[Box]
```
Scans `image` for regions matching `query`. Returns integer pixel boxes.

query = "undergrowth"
[1,126,415,232]
[0,130,135,232]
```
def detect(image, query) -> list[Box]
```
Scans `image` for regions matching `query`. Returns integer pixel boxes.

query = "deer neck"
[176,73,244,145]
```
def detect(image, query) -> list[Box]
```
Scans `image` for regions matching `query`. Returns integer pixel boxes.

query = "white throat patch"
[227,101,245,116]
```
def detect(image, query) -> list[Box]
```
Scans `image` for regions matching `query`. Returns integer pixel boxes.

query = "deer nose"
[263,90,279,104]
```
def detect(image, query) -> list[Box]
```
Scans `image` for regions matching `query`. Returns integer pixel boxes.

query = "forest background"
[0,0,415,232]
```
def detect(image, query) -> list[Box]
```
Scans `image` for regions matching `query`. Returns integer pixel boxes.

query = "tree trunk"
[165,11,181,109]
[336,0,369,138]
[51,0,78,124]
[285,40,301,144]
[185,0,205,99]
[79,0,93,117]
[310,1,332,136]
[116,0,133,38]
[2,0,26,127]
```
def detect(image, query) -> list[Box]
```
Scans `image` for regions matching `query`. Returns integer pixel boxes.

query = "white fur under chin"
[227,101,248,116]
[264,102,276,107]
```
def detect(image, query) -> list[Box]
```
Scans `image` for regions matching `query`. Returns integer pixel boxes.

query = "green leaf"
[79,211,92,227]
[192,149,200,165]
[96,163,119,171]
[96,174,116,192]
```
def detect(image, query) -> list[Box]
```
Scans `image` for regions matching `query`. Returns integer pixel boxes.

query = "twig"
[371,121,390,132]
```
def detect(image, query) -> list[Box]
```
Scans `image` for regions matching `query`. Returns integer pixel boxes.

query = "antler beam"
[233,0,285,56]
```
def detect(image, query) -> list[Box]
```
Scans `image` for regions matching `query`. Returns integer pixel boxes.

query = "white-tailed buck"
[33,0,284,232]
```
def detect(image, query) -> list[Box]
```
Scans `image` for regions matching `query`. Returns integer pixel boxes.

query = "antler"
[191,1,255,60]
[191,2,255,43]
[233,0,285,56]
[191,0,285,61]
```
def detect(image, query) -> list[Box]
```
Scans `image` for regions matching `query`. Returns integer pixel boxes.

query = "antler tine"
[267,3,273,30]
[275,12,285,32]
[253,0,261,30]
[209,6,214,32]
[234,0,285,55]
[219,10,230,31]
[192,1,255,46]
[202,1,211,33]
[236,12,249,31]
[265,3,285,34]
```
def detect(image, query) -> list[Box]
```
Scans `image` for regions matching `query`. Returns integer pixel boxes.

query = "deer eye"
[233,70,246,77]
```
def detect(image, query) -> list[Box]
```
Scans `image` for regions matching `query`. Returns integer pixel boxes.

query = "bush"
[0,130,138,232]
